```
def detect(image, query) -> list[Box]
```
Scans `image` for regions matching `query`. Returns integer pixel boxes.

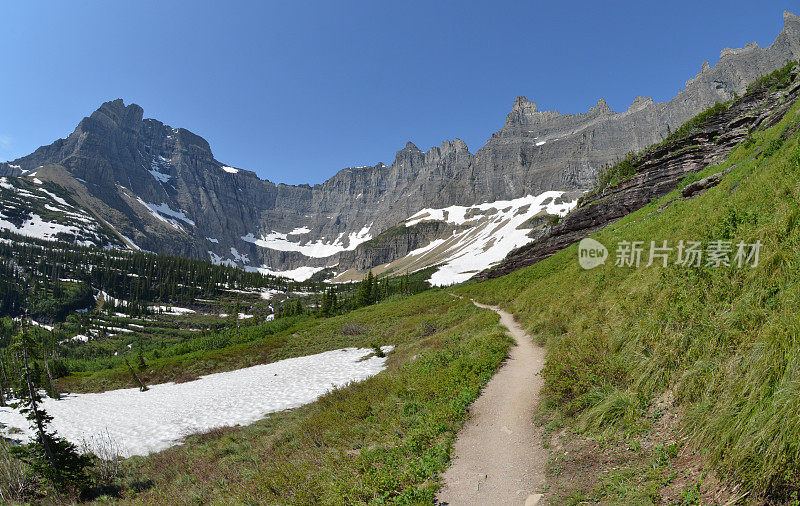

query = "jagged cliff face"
[447,10,800,206]
[480,60,800,279]
[1,12,799,279]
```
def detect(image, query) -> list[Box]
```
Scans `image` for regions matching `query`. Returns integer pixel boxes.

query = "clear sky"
[0,1,794,184]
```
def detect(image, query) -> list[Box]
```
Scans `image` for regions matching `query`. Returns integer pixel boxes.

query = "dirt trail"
[436,300,547,506]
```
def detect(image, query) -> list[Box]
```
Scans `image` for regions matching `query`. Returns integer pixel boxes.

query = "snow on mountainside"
[0,12,797,282]
[0,176,123,247]
[241,224,372,258]
[334,191,578,285]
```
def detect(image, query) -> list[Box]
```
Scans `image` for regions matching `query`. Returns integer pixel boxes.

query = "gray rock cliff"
[2,12,798,274]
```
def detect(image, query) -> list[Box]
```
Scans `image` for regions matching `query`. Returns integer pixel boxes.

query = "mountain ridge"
[1,11,798,280]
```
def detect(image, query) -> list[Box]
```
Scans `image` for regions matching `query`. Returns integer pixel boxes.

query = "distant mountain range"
[2,11,799,282]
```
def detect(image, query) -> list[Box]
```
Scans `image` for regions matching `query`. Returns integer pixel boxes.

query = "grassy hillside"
[458,84,800,501]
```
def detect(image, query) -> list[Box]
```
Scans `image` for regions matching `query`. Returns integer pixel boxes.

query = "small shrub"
[340,323,366,336]
[419,322,437,337]
[81,430,122,484]
[597,153,638,192]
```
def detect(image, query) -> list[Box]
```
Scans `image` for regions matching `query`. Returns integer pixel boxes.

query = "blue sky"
[0,1,794,184]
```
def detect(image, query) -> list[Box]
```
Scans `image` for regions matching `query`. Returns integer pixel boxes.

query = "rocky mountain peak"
[438,138,469,153]
[720,42,760,59]
[393,141,425,169]
[88,99,144,131]
[627,96,654,113]
[173,127,213,156]
[512,96,537,112]
[591,98,611,115]
[423,138,474,164]
[503,96,562,131]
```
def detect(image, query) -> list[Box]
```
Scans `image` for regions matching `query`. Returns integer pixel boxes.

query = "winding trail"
[437,300,547,506]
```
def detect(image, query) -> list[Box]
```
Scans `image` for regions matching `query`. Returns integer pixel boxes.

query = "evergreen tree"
[370,275,379,303]
[355,271,375,307]
[320,289,332,316]
[136,338,147,371]
[11,324,91,491]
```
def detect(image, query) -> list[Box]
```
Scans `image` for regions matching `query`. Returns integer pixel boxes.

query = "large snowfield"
[403,191,578,285]
[0,346,393,457]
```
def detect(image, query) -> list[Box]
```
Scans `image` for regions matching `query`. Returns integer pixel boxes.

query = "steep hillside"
[482,59,800,279]
[0,174,124,248]
[458,67,800,501]
[1,12,797,279]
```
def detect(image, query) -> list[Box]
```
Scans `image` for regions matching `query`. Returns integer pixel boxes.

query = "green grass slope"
[458,88,800,500]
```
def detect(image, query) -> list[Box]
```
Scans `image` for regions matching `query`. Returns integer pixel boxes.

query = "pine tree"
[370,274,379,304]
[320,289,332,316]
[0,355,7,407]
[233,297,241,338]
[401,271,410,295]
[136,338,147,371]
[355,271,375,308]
[11,323,91,491]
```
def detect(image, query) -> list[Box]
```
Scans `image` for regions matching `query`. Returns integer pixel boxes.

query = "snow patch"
[402,191,578,286]
[259,288,284,300]
[209,251,237,267]
[0,212,97,245]
[135,197,195,230]
[248,265,324,282]
[230,247,249,264]
[0,347,393,456]
[242,224,371,258]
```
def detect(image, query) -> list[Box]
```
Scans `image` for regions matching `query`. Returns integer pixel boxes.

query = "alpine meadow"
[1,4,800,505]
